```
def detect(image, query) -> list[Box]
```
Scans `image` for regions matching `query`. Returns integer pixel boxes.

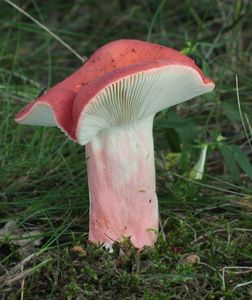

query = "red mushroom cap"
[15,39,214,143]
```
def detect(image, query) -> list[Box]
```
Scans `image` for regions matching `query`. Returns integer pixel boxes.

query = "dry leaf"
[233,197,252,210]
[180,254,200,265]
[72,245,86,255]
[0,221,42,257]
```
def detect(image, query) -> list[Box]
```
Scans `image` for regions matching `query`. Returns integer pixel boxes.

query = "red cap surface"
[15,39,214,143]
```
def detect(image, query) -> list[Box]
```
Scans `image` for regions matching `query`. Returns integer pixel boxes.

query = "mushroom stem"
[85,115,159,249]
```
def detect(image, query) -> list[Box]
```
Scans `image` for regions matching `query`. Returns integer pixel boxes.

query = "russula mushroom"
[15,39,214,249]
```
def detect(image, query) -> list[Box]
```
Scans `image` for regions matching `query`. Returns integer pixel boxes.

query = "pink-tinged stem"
[85,115,159,249]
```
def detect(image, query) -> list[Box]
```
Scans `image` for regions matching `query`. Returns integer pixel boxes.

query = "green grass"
[1,0,252,299]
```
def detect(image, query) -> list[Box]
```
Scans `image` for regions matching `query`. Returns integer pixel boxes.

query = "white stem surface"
[85,115,159,248]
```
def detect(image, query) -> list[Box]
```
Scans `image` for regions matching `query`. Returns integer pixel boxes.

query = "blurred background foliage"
[0,0,252,299]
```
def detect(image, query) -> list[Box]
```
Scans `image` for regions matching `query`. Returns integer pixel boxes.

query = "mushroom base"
[85,115,159,249]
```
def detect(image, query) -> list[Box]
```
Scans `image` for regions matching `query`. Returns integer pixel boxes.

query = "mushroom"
[15,39,214,249]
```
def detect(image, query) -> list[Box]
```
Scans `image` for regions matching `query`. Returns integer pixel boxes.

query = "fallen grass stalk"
[172,172,249,197]
[0,252,52,289]
[232,280,252,291]
[222,266,252,292]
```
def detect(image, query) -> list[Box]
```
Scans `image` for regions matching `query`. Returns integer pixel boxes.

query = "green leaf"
[179,148,190,173]
[154,119,194,129]
[222,102,241,123]
[189,145,208,180]
[155,110,198,145]
[202,61,211,78]
[229,144,252,180]
[180,41,197,55]
[164,128,181,152]
[222,102,252,124]
[219,143,240,183]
